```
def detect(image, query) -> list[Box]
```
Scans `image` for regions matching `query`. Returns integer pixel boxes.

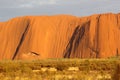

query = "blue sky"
[0,0,120,21]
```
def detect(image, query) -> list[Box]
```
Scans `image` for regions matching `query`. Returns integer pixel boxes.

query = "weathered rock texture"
[0,13,120,60]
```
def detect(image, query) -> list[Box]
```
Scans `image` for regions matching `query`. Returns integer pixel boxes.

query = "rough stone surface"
[0,13,120,60]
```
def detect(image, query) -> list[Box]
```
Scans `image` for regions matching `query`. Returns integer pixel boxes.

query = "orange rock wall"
[0,13,120,60]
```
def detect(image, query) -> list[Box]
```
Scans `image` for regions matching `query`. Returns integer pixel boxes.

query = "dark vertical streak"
[116,15,120,30]
[63,25,85,58]
[116,48,119,57]
[12,22,30,60]
[96,15,101,58]
[63,26,80,58]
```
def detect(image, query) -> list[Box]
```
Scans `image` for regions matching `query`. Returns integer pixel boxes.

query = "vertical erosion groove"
[88,16,101,58]
[63,25,85,58]
[116,15,120,30]
[12,20,30,60]
[96,15,101,58]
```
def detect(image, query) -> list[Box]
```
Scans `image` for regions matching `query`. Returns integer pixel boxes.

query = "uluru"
[0,13,120,60]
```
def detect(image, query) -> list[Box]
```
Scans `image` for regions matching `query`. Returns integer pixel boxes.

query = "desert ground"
[0,58,120,80]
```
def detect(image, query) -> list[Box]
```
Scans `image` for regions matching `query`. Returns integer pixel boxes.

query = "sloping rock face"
[0,13,120,60]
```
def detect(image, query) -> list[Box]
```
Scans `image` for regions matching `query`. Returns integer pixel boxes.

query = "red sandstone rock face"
[0,13,120,60]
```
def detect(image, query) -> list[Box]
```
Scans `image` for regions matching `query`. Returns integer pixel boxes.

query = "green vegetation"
[0,58,120,80]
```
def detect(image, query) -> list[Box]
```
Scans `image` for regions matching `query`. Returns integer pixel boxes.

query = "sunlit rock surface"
[0,13,120,60]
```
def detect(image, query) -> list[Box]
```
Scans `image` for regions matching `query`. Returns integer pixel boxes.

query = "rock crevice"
[12,20,30,60]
